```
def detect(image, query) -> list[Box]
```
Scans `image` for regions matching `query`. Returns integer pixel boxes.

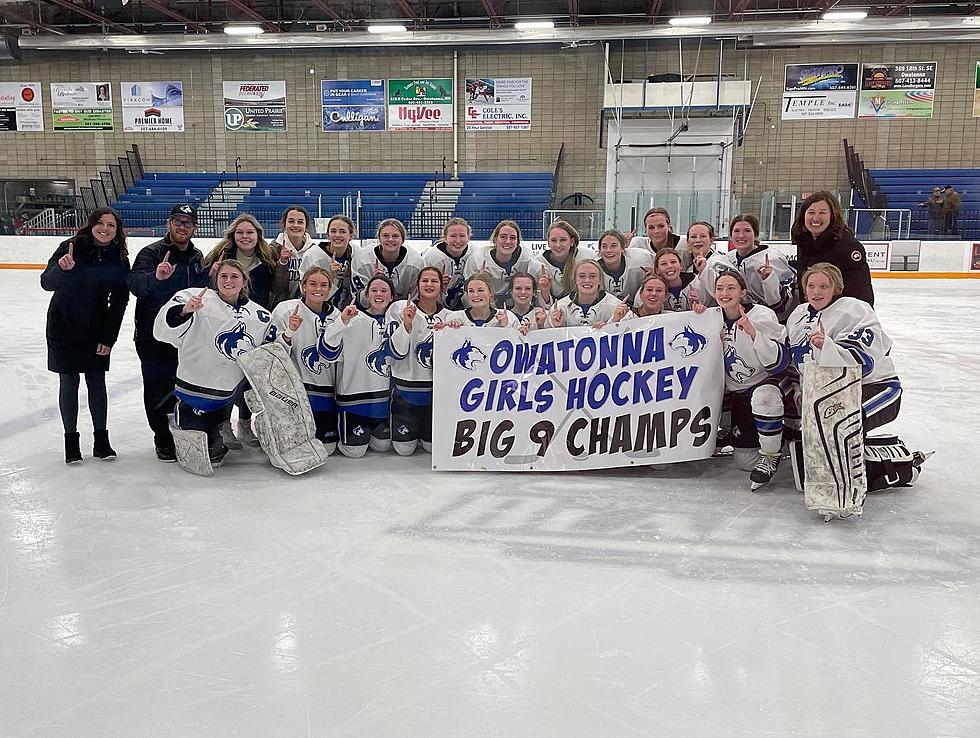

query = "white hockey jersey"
[297,242,353,308]
[599,249,654,301]
[527,245,598,302]
[718,303,789,394]
[685,250,733,307]
[724,246,797,321]
[318,309,392,418]
[421,242,470,311]
[350,245,423,301]
[628,234,692,268]
[663,272,701,312]
[547,292,622,327]
[271,298,341,412]
[786,297,898,385]
[442,307,521,329]
[463,244,532,308]
[153,288,279,411]
[274,232,315,299]
[512,304,546,332]
[385,299,451,405]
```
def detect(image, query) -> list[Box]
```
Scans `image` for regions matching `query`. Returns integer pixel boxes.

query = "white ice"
[1,271,978,737]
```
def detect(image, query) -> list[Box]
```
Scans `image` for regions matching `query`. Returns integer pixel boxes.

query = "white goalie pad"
[169,420,216,477]
[237,342,328,476]
[800,364,867,520]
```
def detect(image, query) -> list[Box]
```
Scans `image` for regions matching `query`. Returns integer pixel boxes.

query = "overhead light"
[223,24,264,36]
[822,10,868,21]
[367,24,408,34]
[514,21,555,31]
[668,16,712,27]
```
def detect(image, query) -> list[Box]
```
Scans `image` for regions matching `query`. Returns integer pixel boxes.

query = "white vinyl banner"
[431,310,726,472]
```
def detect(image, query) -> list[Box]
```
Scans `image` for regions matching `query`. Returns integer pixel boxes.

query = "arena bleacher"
[870,168,975,238]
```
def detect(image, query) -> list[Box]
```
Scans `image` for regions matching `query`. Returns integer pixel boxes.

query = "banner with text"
[387,78,453,131]
[432,310,726,472]
[51,82,113,131]
[121,81,184,132]
[858,62,936,119]
[321,79,386,132]
[223,81,287,132]
[781,63,858,120]
[465,77,532,131]
[0,83,43,132]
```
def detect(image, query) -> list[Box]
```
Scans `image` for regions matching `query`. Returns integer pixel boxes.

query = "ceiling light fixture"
[367,24,408,34]
[514,21,555,31]
[668,17,712,27]
[223,24,264,36]
[822,11,868,21]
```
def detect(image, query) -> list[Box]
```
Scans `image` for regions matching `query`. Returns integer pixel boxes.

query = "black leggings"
[58,371,108,434]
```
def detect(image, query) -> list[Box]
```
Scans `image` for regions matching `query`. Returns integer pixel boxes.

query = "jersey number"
[845,327,874,347]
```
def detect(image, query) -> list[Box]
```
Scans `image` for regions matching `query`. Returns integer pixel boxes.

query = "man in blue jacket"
[127,204,207,461]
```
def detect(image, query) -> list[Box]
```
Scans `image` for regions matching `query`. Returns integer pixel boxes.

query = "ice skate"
[219,420,242,450]
[713,427,734,457]
[750,452,781,491]
[236,418,260,447]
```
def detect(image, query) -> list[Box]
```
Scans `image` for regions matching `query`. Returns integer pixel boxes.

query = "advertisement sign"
[971,244,980,270]
[387,78,453,131]
[431,310,725,472]
[858,63,937,118]
[781,63,858,120]
[50,82,113,131]
[321,79,385,132]
[464,77,532,131]
[0,83,43,132]
[121,81,184,132]
[223,81,287,132]
[862,241,891,271]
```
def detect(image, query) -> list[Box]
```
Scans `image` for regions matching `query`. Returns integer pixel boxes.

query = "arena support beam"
[43,0,140,35]
[225,0,281,32]
[138,0,209,34]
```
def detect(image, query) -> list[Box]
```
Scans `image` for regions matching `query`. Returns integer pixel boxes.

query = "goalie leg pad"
[238,343,328,476]
[170,417,215,476]
[865,435,917,491]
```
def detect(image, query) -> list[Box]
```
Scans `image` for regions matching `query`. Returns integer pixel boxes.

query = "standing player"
[724,214,797,322]
[628,207,691,267]
[41,208,130,463]
[319,275,395,457]
[528,220,596,305]
[654,248,700,312]
[596,229,654,301]
[685,222,729,307]
[271,266,342,455]
[273,205,316,299]
[547,260,621,327]
[464,220,531,308]
[384,267,450,455]
[438,273,520,328]
[350,218,422,301]
[422,217,472,310]
[299,214,357,309]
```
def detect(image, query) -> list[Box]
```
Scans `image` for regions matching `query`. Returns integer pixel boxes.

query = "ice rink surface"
[1,270,978,737]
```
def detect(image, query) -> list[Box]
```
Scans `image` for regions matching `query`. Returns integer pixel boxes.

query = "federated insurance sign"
[223,81,287,132]
[431,310,725,472]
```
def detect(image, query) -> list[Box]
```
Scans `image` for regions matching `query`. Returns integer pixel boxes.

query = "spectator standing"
[919,187,944,238]
[943,185,961,236]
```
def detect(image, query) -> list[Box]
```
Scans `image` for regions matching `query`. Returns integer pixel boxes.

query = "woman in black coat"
[791,191,875,307]
[41,208,131,463]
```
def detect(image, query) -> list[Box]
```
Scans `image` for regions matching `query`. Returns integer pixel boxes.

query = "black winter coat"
[127,237,207,342]
[41,236,131,373]
[793,229,875,307]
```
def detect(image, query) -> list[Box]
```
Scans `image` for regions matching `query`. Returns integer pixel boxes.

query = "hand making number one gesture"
[182,287,208,315]
[58,243,76,271]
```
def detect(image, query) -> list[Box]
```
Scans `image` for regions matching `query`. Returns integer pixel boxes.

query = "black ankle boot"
[65,432,82,464]
[93,430,117,460]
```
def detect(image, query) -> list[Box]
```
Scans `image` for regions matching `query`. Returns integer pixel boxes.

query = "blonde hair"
[546,219,582,296]
[206,213,277,271]
[802,262,845,297]
[211,258,252,300]
[442,217,472,238]
[490,219,522,246]
[375,218,407,241]
[465,273,497,309]
[597,229,627,250]
[570,258,605,304]
[301,265,335,289]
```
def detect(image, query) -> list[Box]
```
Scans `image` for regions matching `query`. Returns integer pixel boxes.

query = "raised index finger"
[68,243,74,257]
[162,251,171,263]
[197,287,208,299]
[293,304,300,316]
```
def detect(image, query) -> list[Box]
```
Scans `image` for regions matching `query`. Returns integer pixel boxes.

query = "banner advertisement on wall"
[781,63,858,120]
[223,81,287,132]
[387,78,453,131]
[121,82,184,133]
[862,241,891,271]
[431,310,725,472]
[0,83,43,132]
[464,77,532,130]
[858,62,937,119]
[50,82,113,131]
[321,79,386,132]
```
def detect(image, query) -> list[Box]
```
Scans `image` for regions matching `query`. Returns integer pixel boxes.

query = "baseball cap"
[169,203,198,223]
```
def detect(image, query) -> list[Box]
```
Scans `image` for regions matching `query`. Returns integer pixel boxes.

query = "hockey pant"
[237,342,328,476]
[390,389,433,456]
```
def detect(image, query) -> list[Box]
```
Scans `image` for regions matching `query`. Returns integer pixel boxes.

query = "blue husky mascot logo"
[789,334,815,366]
[416,334,435,369]
[216,321,256,360]
[668,324,708,357]
[301,344,325,375]
[451,339,487,371]
[724,345,756,383]
[365,343,391,377]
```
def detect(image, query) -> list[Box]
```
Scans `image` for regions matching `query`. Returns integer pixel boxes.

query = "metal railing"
[542,209,606,240]
[848,208,912,240]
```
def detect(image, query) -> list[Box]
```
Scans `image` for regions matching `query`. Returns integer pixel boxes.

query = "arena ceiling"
[4,1,980,48]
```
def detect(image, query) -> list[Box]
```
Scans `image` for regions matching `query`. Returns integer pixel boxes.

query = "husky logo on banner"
[215,322,256,360]
[451,339,487,370]
[668,325,707,357]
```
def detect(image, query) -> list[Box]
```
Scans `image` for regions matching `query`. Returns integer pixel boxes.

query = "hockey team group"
[40,191,929,516]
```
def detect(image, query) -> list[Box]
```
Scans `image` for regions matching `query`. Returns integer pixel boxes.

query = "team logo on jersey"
[451,339,487,370]
[668,325,708,357]
[301,344,326,375]
[416,334,435,369]
[256,308,271,323]
[723,345,756,383]
[365,343,391,378]
[215,321,256,360]
[850,250,863,262]
[789,334,815,365]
